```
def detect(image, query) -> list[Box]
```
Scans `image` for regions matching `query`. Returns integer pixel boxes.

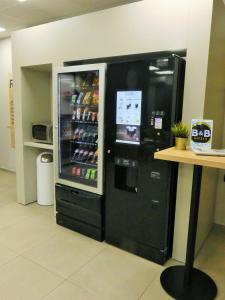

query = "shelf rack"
[24,141,54,150]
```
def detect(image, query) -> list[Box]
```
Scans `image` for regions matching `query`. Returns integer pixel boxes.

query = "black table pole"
[160,165,217,300]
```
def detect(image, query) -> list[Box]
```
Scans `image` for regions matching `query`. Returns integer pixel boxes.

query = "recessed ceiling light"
[17,0,27,2]
[0,27,6,32]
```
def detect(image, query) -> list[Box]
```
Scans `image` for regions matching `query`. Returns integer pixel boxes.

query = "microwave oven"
[32,123,53,144]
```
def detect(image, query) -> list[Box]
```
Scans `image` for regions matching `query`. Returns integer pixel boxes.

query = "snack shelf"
[62,86,99,96]
[71,120,98,125]
[24,141,54,150]
[79,85,99,90]
[71,160,97,167]
[70,104,98,109]
[61,136,72,141]
[70,141,97,146]
[60,165,97,186]
[71,175,97,182]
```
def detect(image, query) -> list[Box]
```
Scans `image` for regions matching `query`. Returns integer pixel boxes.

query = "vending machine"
[105,54,185,264]
[54,64,106,241]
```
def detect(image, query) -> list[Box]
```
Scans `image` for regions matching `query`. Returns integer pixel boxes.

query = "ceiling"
[0,0,140,39]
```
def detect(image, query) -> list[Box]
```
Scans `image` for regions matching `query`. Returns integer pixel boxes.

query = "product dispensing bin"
[37,152,53,205]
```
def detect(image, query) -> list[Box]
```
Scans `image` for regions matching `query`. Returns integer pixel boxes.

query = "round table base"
[160,266,217,300]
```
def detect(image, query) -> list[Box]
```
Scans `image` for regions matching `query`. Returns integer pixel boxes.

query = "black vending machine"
[105,53,185,264]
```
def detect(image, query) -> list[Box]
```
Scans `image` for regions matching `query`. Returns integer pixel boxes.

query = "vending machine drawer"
[56,198,102,227]
[55,184,104,241]
[56,184,102,214]
[70,189,102,214]
[56,213,104,241]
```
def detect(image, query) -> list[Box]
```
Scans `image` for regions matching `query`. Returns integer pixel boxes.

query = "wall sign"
[8,74,15,148]
[190,119,213,150]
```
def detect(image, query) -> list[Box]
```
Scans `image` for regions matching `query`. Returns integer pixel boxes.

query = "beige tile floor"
[0,169,224,300]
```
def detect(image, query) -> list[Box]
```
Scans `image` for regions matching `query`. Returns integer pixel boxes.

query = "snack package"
[91,112,97,122]
[87,151,94,162]
[72,167,77,175]
[86,132,92,143]
[76,92,84,104]
[78,128,85,141]
[86,111,92,122]
[91,150,98,164]
[73,128,79,140]
[93,132,98,143]
[77,149,84,161]
[71,94,77,104]
[92,76,99,87]
[83,73,95,87]
[90,169,97,180]
[72,148,80,160]
[82,132,88,142]
[92,90,99,106]
[81,168,86,178]
[76,108,83,120]
[82,150,89,162]
[82,107,89,121]
[74,75,83,88]
[72,109,77,120]
[83,92,92,105]
[85,168,92,180]
[76,167,81,176]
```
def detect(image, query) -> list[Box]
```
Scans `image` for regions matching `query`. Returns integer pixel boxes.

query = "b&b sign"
[191,119,213,150]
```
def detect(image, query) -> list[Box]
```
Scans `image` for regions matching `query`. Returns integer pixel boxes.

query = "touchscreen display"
[116,91,142,145]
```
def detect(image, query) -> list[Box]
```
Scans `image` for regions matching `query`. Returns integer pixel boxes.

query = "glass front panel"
[58,70,99,187]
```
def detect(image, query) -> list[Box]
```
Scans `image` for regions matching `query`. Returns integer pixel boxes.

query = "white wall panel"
[0,38,15,172]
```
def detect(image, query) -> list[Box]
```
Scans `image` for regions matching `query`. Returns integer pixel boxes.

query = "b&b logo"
[191,123,211,143]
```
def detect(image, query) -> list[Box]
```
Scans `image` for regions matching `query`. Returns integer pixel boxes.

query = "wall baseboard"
[214,223,225,233]
[0,167,16,173]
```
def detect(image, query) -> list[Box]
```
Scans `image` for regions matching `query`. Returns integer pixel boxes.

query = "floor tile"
[21,202,55,219]
[69,245,160,300]
[165,258,183,268]
[0,169,16,184]
[0,169,225,300]
[0,213,61,254]
[0,256,63,300]
[195,227,225,298]
[44,281,100,300]
[0,243,18,267]
[0,170,17,206]
[0,188,17,204]
[0,170,16,198]
[140,269,173,300]
[0,202,29,229]
[23,228,105,278]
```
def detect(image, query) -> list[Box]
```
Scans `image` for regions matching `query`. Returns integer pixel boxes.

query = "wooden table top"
[154,147,225,170]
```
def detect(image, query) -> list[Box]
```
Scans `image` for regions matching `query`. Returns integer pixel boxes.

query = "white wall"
[12,0,189,66]
[215,116,225,225]
[173,0,216,261]
[215,115,225,226]
[212,0,225,227]
[0,38,15,172]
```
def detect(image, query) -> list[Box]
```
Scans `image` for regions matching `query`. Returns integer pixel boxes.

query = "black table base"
[160,265,217,300]
[160,165,217,300]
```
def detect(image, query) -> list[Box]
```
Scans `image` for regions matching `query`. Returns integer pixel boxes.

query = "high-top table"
[154,147,224,300]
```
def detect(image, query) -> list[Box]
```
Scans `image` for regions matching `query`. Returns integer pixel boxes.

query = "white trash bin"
[37,152,54,205]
